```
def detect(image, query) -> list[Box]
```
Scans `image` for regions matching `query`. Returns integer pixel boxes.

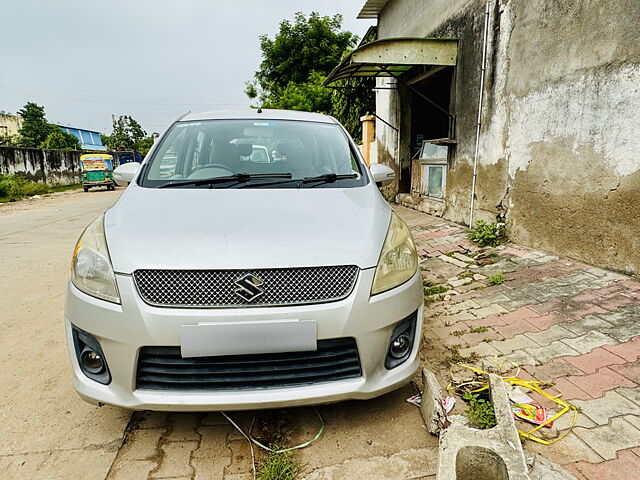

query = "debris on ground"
[406,392,456,413]
[448,363,579,445]
[512,403,554,428]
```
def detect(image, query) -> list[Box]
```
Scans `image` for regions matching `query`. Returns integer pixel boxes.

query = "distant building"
[0,113,22,137]
[56,125,106,151]
[0,113,107,151]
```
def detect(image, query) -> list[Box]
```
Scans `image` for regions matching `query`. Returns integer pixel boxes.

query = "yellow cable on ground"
[457,363,579,445]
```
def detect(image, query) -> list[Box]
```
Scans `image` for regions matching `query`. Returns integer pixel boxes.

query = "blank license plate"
[180,320,317,358]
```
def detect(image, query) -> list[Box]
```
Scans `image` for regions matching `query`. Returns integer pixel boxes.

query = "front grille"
[136,338,362,391]
[133,266,359,308]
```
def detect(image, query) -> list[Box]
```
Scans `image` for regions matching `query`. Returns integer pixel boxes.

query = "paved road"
[0,190,130,478]
[0,190,437,480]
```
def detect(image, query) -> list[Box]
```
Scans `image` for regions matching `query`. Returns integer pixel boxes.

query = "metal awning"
[357,0,392,19]
[324,37,458,86]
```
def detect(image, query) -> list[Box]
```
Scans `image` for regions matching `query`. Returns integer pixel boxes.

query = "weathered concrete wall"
[377,0,473,38]
[0,147,81,185]
[502,0,640,275]
[375,0,640,274]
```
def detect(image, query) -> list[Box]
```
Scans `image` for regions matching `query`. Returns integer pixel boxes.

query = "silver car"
[65,109,423,411]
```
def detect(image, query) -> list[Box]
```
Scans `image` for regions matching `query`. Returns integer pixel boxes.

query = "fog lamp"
[80,348,105,374]
[384,311,418,370]
[390,334,411,358]
[71,325,111,384]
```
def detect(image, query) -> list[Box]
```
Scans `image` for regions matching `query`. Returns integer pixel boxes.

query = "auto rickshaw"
[80,154,116,192]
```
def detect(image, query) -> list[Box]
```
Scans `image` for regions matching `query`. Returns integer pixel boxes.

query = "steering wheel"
[191,163,234,173]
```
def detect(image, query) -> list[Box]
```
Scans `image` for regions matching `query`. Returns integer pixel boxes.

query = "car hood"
[105,183,392,274]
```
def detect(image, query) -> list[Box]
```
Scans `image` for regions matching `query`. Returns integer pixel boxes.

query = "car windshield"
[140,119,365,188]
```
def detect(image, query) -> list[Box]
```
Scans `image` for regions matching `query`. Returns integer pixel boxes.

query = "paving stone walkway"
[395,205,640,480]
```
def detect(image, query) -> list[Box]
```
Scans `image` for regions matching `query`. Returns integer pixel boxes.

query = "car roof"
[180,108,336,124]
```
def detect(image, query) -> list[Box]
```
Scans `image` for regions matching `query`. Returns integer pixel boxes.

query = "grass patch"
[0,174,79,202]
[424,285,449,296]
[424,294,446,303]
[469,326,488,333]
[252,411,303,480]
[489,273,505,285]
[444,344,479,366]
[463,391,497,429]
[256,443,302,480]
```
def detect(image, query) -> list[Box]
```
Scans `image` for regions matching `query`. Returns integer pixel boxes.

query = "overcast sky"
[0,0,373,135]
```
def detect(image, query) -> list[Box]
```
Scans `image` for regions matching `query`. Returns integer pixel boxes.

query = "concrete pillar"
[360,115,376,166]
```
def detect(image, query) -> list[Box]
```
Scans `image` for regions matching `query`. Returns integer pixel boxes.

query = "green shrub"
[0,174,78,202]
[0,174,49,201]
[466,220,503,247]
[463,391,497,429]
[489,273,504,285]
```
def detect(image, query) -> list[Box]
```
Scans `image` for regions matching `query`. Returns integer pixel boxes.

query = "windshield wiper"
[301,173,358,185]
[159,173,292,188]
[237,173,358,189]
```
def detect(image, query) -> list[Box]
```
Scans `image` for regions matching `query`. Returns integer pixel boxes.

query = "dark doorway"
[409,68,454,158]
[397,67,454,195]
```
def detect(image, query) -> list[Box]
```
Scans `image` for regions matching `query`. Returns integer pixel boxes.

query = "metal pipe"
[469,0,492,227]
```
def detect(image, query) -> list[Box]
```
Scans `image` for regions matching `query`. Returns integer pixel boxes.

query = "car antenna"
[257,106,263,113]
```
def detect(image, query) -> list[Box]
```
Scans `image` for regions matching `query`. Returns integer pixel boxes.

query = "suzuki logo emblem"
[234,273,264,302]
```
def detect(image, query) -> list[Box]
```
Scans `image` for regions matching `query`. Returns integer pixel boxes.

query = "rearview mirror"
[237,143,253,157]
[113,162,141,185]
[369,163,395,186]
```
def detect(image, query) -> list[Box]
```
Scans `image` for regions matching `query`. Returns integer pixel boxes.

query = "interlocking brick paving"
[394,205,640,480]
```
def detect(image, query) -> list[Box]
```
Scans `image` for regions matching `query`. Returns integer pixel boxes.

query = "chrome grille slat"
[133,266,359,307]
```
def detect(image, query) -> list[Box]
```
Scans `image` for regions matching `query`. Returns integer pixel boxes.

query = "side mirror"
[369,163,395,187]
[113,162,141,185]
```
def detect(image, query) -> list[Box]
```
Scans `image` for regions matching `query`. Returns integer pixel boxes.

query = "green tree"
[17,102,52,147]
[260,72,332,112]
[246,12,357,114]
[41,126,81,150]
[134,136,155,156]
[246,12,376,139]
[103,115,147,151]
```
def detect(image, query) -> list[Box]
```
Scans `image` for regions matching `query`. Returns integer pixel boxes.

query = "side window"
[415,141,448,200]
[425,164,446,199]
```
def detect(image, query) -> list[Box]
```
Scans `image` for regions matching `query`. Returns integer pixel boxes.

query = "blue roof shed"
[56,125,107,151]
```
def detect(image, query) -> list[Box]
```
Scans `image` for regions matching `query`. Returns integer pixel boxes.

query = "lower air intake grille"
[136,338,362,391]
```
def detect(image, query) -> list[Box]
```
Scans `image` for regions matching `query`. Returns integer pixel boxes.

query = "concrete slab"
[436,375,530,480]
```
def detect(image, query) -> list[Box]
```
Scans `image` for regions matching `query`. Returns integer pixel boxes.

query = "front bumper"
[64,268,423,411]
[83,181,113,187]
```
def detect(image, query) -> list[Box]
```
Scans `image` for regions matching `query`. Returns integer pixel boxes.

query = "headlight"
[70,214,120,303]
[371,212,418,295]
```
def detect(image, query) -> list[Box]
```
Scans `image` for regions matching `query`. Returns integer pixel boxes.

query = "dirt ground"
[0,189,439,480]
